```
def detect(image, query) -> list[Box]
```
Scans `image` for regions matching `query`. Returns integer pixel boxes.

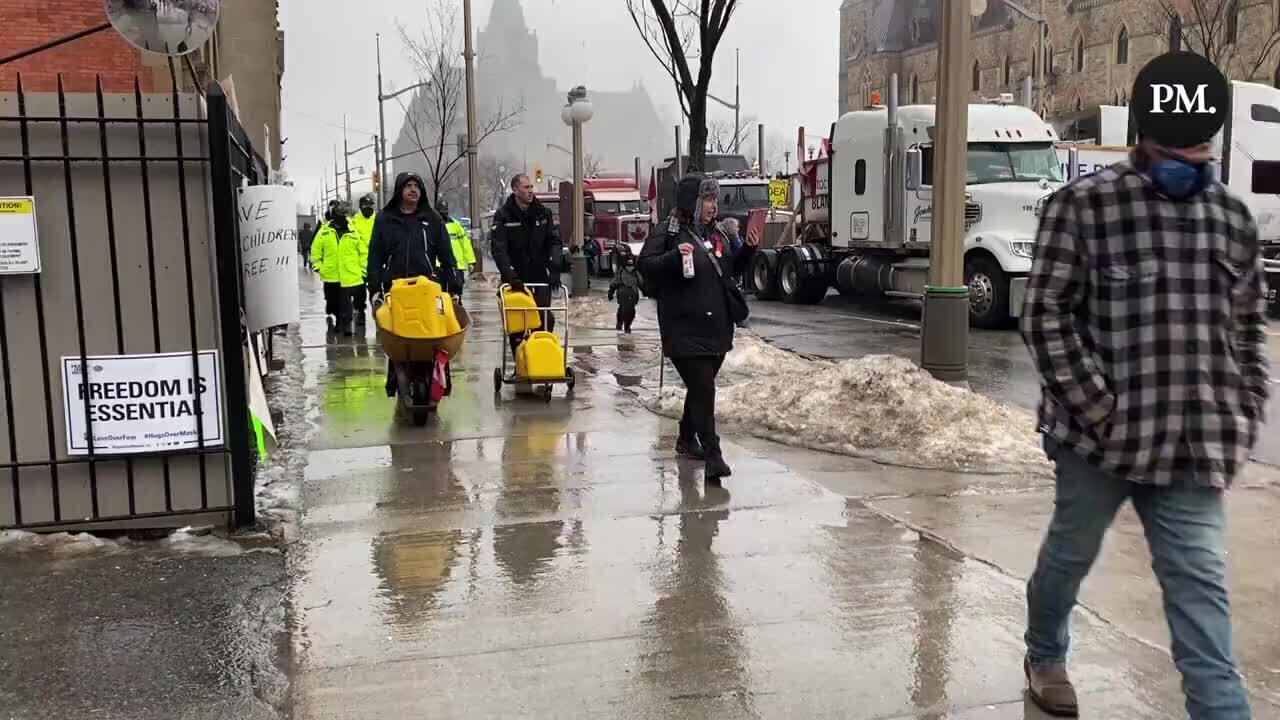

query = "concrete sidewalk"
[288,273,1280,719]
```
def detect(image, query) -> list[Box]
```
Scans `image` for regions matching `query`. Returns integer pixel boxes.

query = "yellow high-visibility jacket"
[349,212,376,278]
[336,228,366,289]
[310,222,340,283]
[444,219,476,270]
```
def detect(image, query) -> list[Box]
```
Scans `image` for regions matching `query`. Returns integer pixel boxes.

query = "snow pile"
[253,326,317,542]
[569,295,620,329]
[0,527,249,557]
[650,336,1046,472]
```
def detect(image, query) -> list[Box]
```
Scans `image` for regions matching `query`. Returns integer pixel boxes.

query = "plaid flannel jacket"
[1022,161,1270,487]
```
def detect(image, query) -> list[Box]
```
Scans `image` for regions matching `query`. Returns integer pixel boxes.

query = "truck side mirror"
[906,148,923,191]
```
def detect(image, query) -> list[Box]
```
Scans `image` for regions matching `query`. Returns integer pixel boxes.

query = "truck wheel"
[964,256,1012,329]
[779,249,828,305]
[750,250,779,300]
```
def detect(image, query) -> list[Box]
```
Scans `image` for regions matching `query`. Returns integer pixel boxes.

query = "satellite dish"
[971,0,988,16]
[105,0,221,57]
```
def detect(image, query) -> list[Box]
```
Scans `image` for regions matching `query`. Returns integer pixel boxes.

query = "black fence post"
[206,82,255,528]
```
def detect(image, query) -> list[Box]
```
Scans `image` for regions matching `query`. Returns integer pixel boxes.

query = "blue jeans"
[1025,444,1251,720]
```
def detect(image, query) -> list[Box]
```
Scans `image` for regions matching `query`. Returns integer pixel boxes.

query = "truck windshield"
[966,142,1063,184]
[721,184,771,208]
[594,200,645,214]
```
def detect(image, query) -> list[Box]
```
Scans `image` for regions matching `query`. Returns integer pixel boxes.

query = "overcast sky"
[280,0,841,209]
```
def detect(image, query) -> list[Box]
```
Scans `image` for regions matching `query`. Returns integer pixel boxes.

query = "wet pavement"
[288,274,1280,718]
[0,537,287,720]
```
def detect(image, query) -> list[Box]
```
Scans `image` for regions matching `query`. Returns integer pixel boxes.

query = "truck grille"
[622,220,649,246]
[964,202,982,230]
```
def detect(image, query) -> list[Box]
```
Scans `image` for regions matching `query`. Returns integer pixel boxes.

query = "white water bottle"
[682,251,695,279]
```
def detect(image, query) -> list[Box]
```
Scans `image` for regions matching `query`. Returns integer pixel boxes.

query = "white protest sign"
[0,196,41,274]
[61,351,223,456]
[238,185,300,333]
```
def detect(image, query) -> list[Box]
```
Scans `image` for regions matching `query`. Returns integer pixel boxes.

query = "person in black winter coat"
[365,172,459,397]
[491,173,564,352]
[639,174,757,481]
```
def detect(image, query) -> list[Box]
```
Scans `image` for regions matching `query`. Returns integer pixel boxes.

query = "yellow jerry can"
[515,331,565,381]
[377,276,462,340]
[500,287,542,334]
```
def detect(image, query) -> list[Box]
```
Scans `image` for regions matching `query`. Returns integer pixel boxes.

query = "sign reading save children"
[61,351,224,456]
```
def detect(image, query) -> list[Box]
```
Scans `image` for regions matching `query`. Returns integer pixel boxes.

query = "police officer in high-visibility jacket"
[348,194,378,324]
[333,203,366,337]
[437,200,477,290]
[310,201,343,324]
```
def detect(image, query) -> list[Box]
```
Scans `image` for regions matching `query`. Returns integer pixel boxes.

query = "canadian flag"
[431,350,450,402]
[647,168,658,226]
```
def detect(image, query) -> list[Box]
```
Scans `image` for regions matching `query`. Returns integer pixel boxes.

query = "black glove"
[509,278,525,294]
[548,275,562,291]
[607,288,615,301]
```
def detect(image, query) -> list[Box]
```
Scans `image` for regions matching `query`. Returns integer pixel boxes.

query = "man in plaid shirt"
[1020,53,1270,718]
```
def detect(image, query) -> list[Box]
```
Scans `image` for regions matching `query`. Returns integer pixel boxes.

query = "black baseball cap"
[1130,52,1229,148]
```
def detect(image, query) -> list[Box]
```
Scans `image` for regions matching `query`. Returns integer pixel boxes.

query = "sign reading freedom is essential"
[62,351,223,456]
[239,185,300,332]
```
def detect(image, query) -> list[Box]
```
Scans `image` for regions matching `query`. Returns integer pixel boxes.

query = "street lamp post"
[562,86,594,298]
[919,0,972,383]
[463,0,484,272]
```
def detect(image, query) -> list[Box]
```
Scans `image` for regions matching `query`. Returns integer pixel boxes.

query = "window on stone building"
[1225,2,1239,44]
[911,74,920,103]
[1075,96,1084,112]
[1168,14,1183,51]
[972,60,981,91]
[1004,56,1012,86]
[1116,26,1129,64]
[1046,43,1055,76]
[1075,34,1085,72]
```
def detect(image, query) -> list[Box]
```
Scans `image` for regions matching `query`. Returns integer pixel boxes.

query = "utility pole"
[919,0,971,383]
[463,0,483,271]
[333,146,341,204]
[376,33,387,206]
[734,48,741,154]
[343,115,352,202]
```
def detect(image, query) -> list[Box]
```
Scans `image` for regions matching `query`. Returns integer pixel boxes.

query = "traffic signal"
[372,169,380,193]
[534,166,544,183]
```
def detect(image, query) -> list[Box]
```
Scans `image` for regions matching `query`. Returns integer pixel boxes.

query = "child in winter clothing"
[608,244,642,333]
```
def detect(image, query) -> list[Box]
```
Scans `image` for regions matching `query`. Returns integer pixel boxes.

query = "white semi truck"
[750,84,1063,328]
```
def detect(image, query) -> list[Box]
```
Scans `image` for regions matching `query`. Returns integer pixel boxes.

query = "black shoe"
[676,436,705,460]
[616,323,623,332]
[624,325,632,334]
[704,456,732,481]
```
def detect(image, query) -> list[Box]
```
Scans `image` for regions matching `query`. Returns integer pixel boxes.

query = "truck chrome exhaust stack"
[884,74,904,247]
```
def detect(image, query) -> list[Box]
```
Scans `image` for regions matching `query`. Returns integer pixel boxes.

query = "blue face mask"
[1150,158,1209,199]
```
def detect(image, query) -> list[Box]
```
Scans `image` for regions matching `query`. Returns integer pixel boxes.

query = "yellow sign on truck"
[768,179,788,209]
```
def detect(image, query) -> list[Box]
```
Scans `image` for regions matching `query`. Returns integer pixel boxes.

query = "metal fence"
[0,66,259,531]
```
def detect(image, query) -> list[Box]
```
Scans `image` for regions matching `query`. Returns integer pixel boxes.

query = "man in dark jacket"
[366,172,458,298]
[491,173,564,348]
[365,172,458,396]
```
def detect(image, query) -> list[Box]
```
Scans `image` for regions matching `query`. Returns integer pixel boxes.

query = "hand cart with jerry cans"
[493,283,576,401]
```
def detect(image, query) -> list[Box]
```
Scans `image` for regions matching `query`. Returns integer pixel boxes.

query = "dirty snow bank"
[650,335,1046,472]
[0,526,250,557]
[253,325,317,543]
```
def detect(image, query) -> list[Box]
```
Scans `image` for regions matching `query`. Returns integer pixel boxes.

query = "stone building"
[390,0,666,195]
[838,0,1280,126]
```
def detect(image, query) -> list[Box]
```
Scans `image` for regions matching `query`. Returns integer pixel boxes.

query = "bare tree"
[705,117,758,154]
[397,0,523,206]
[583,152,604,178]
[1150,0,1280,81]
[743,130,789,176]
[626,0,743,170]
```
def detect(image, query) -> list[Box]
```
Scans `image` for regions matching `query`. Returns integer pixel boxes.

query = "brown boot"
[1024,658,1079,717]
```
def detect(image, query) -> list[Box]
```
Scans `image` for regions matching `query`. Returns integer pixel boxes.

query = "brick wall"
[0,1,159,93]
